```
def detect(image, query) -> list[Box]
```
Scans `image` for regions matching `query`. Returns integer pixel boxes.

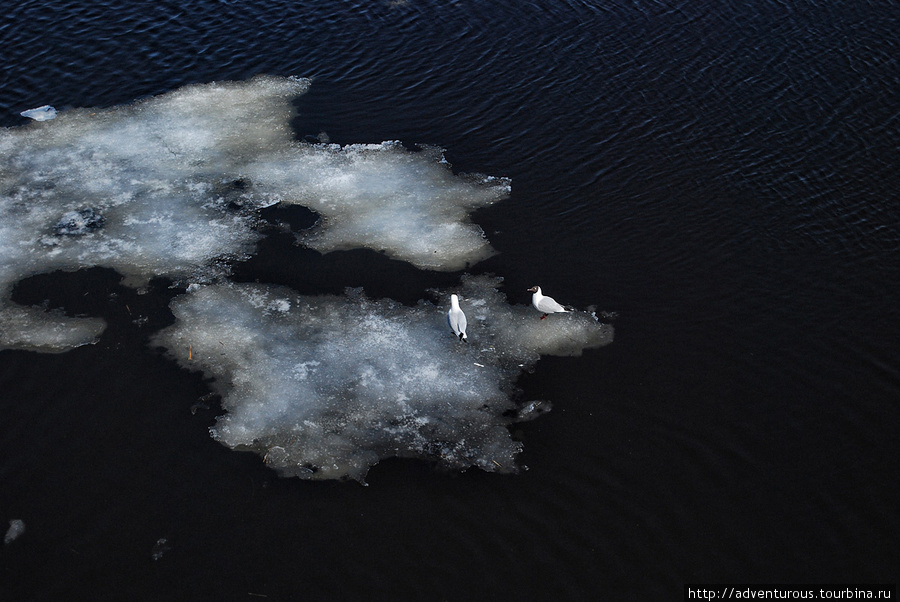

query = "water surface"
[1,1,898,599]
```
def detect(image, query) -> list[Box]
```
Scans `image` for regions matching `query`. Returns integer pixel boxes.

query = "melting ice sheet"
[154,276,613,482]
[0,75,509,352]
[1,75,612,482]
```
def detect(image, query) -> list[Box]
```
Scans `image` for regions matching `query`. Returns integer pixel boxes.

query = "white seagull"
[447,294,468,341]
[527,286,571,319]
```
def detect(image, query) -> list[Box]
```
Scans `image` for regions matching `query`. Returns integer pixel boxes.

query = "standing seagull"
[447,294,468,341]
[528,286,570,319]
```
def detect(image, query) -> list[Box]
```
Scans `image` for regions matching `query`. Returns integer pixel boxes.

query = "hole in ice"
[258,203,319,232]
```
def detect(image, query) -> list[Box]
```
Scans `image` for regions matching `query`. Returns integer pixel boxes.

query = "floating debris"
[151,537,171,560]
[4,519,25,545]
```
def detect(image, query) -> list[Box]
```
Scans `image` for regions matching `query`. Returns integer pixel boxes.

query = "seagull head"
[527,286,541,294]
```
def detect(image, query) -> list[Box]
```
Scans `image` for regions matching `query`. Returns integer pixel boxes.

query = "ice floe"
[0,75,508,352]
[1,76,613,482]
[247,142,508,270]
[154,275,612,482]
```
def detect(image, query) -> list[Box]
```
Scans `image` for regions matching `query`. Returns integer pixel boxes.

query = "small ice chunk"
[151,537,171,560]
[0,304,105,353]
[20,105,57,121]
[4,519,25,544]
[1,75,508,353]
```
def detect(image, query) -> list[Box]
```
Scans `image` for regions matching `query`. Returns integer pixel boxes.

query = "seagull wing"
[448,306,467,337]
[537,295,567,313]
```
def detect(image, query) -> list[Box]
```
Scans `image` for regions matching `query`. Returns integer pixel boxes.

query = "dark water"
[2,1,899,599]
